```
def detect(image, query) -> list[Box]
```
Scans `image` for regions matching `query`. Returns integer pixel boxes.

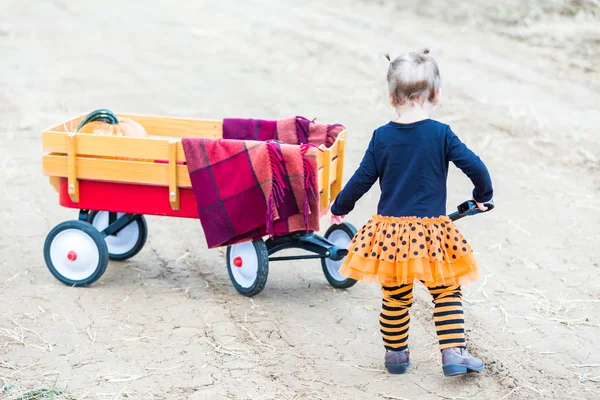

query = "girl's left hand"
[474,201,488,211]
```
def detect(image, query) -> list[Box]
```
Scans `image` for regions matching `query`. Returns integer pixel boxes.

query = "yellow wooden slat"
[67,134,79,202]
[317,159,338,186]
[331,132,346,200]
[47,113,222,138]
[316,128,345,184]
[43,131,188,161]
[43,154,192,188]
[118,114,222,138]
[169,141,180,210]
[320,149,332,211]
[329,158,338,186]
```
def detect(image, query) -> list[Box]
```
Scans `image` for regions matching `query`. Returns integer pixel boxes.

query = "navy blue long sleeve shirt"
[331,119,493,218]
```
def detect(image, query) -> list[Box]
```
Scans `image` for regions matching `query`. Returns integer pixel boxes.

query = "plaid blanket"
[223,116,344,148]
[182,138,320,248]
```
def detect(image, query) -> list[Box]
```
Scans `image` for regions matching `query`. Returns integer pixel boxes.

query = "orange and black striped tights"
[380,283,465,351]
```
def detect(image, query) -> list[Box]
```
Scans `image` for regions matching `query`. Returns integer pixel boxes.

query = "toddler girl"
[330,49,493,376]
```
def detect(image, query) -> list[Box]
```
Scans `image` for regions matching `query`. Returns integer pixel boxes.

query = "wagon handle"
[448,200,495,222]
[76,109,119,132]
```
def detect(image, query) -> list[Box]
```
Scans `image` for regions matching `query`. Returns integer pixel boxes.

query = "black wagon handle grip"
[448,200,495,222]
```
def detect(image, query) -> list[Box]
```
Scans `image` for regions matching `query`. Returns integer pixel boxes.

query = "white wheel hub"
[49,229,100,281]
[229,242,258,288]
[92,212,139,255]
[325,230,352,282]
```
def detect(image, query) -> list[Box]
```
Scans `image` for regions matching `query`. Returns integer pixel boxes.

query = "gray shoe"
[385,349,410,374]
[441,347,485,376]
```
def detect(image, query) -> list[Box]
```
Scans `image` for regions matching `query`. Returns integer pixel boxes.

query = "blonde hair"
[384,49,441,107]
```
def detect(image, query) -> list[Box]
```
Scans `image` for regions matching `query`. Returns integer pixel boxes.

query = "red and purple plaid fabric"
[182,138,320,249]
[222,116,345,147]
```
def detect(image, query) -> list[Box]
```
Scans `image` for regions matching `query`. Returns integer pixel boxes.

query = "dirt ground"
[1,0,600,399]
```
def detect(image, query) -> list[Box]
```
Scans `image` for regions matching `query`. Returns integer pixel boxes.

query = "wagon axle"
[265,232,349,262]
[225,223,359,296]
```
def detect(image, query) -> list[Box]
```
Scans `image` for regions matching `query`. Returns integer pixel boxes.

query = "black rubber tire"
[226,240,269,297]
[87,211,148,261]
[43,220,109,286]
[321,222,358,289]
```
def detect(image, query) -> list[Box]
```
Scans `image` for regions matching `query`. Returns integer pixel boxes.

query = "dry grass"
[0,380,150,400]
[495,289,600,329]
[0,380,84,400]
[0,315,53,354]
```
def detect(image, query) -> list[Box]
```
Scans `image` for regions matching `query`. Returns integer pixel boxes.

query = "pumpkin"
[76,109,151,162]
[76,109,148,138]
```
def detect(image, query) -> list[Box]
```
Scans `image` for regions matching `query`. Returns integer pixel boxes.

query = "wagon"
[42,113,356,296]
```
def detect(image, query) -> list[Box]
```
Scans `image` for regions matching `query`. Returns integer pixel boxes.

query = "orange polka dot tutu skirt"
[339,215,479,287]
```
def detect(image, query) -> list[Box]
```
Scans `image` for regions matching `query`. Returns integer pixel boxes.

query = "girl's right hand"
[330,214,346,225]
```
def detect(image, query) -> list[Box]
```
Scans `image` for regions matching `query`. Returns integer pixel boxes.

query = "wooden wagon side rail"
[43,131,188,160]
[43,155,192,186]
[43,114,347,214]
[48,113,223,139]
[331,130,346,202]
[316,130,347,212]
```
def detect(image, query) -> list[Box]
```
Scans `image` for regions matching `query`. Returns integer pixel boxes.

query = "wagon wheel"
[322,222,358,289]
[87,211,148,261]
[226,240,269,297]
[43,220,109,286]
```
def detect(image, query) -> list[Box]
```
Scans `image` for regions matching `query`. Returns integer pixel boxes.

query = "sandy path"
[1,0,599,399]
